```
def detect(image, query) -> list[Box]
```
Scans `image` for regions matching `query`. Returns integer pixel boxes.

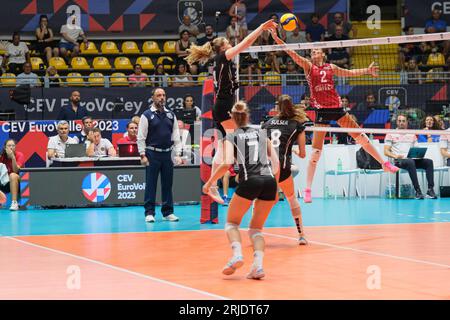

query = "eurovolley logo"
[82,173,111,203]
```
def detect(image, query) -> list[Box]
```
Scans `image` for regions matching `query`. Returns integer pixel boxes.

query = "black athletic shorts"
[279,167,292,183]
[213,96,234,138]
[0,182,11,193]
[235,175,277,201]
[315,108,347,124]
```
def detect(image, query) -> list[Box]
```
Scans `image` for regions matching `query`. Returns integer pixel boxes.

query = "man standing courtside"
[138,88,183,223]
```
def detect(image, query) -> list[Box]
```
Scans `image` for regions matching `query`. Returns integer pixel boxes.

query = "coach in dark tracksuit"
[137,88,183,223]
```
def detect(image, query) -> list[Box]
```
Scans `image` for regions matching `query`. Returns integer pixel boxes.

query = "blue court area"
[1,198,449,237]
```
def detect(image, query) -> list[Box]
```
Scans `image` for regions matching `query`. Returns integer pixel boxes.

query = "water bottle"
[337,158,343,171]
[369,133,374,142]
[332,135,338,144]
[325,186,330,198]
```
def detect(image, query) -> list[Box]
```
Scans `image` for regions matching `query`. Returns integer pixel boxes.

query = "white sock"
[253,250,264,268]
[231,241,242,258]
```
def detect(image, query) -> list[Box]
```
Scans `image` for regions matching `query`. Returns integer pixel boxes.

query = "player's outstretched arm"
[269,28,311,73]
[225,20,278,61]
[332,61,379,78]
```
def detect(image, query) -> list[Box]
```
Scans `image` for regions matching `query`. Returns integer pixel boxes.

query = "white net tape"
[304,126,450,137]
[243,32,450,53]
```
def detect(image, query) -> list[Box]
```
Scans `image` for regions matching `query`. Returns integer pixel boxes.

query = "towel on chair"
[0,163,10,186]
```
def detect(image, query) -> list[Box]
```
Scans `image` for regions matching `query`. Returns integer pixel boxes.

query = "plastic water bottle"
[369,133,374,142]
[337,158,343,171]
[324,186,330,198]
[332,135,338,144]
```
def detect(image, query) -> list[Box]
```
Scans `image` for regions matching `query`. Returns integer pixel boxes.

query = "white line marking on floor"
[5,236,230,300]
[263,232,450,269]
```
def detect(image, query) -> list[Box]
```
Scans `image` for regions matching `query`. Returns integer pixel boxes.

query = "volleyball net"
[237,32,450,129]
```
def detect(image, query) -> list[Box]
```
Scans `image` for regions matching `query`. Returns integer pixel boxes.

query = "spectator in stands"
[398,26,422,69]
[16,62,40,87]
[341,95,351,112]
[86,127,116,157]
[434,115,445,130]
[176,30,198,75]
[440,130,450,166]
[45,66,62,87]
[178,15,199,43]
[35,15,58,64]
[3,32,30,75]
[197,24,217,46]
[328,12,357,38]
[129,64,149,87]
[356,92,377,112]
[183,94,201,121]
[425,9,447,33]
[47,120,77,159]
[418,115,441,142]
[384,114,437,199]
[306,13,326,42]
[301,93,311,108]
[286,26,306,57]
[240,54,263,85]
[326,25,350,69]
[171,63,193,87]
[228,0,248,37]
[58,14,89,59]
[285,59,302,85]
[117,121,138,146]
[0,139,24,211]
[57,90,89,120]
[400,58,422,84]
[74,116,93,144]
[226,16,245,45]
[151,64,169,87]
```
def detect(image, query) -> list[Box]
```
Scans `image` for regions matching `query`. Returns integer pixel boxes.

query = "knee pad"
[286,195,300,210]
[354,133,370,147]
[225,223,239,232]
[248,228,263,240]
[310,148,322,164]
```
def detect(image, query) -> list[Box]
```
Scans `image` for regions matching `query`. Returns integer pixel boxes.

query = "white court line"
[4,236,230,300]
[3,221,449,238]
[263,232,450,269]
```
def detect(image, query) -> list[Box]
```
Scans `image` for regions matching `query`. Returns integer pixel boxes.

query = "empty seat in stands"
[163,41,177,54]
[156,56,174,71]
[142,41,161,54]
[110,72,129,86]
[197,72,209,84]
[88,72,105,86]
[114,56,133,70]
[66,72,85,86]
[101,41,119,54]
[71,57,90,70]
[80,41,99,54]
[1,73,16,87]
[264,71,281,85]
[136,56,155,70]
[93,57,112,70]
[30,57,45,71]
[122,41,140,54]
[49,57,68,70]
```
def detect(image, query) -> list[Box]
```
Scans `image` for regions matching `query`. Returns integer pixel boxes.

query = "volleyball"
[280,13,299,32]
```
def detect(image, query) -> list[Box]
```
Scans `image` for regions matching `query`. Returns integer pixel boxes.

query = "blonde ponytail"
[185,42,214,65]
[185,37,229,66]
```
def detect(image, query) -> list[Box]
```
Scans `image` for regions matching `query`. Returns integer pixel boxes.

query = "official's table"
[21,163,201,207]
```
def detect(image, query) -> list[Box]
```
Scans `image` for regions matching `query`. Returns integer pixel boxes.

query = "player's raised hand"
[367,62,379,77]
[261,19,278,31]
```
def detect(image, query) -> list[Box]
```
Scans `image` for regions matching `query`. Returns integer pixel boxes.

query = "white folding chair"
[323,145,361,199]
[425,143,449,194]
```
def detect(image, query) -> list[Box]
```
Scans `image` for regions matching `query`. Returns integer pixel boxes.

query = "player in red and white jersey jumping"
[269,29,399,203]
